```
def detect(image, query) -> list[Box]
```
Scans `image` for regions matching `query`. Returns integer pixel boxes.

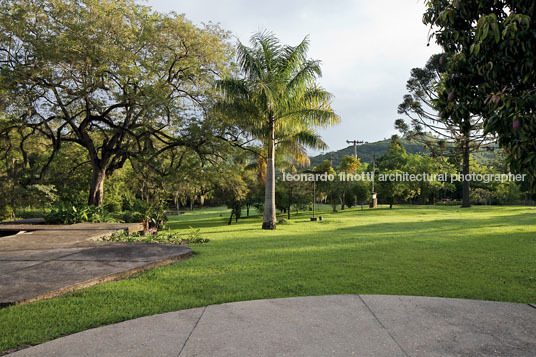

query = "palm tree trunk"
[262,119,277,230]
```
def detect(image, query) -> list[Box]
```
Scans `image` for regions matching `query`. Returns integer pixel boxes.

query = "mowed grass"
[1,205,535,352]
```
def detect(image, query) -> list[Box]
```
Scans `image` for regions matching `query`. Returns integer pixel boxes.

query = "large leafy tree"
[313,159,338,212]
[422,0,535,187]
[217,32,339,230]
[376,136,414,208]
[0,0,231,206]
[337,155,362,210]
[0,116,61,217]
[405,153,456,204]
[396,54,493,207]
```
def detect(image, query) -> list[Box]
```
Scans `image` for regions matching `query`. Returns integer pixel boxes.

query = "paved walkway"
[9,295,536,356]
[0,223,191,306]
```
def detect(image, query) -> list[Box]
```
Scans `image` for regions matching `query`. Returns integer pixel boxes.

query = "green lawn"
[1,205,535,353]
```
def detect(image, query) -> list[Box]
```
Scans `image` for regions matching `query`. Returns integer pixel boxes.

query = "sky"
[141,0,441,155]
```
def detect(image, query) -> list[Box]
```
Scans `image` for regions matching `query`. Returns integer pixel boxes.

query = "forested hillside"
[310,139,424,167]
[310,139,498,168]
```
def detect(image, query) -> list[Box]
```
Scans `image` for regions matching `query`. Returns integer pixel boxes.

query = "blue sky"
[142,0,441,154]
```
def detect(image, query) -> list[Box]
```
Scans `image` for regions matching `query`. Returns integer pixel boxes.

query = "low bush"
[45,204,121,224]
[104,229,209,245]
[115,211,144,223]
[14,207,50,219]
[435,199,461,206]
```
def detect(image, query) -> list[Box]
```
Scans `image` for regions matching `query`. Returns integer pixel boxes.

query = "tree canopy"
[0,0,232,206]
[423,0,535,185]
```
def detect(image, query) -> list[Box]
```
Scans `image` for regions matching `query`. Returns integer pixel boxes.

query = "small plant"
[185,226,210,244]
[187,226,201,240]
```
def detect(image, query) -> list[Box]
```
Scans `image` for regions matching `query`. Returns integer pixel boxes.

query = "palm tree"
[217,31,339,230]
[253,128,329,184]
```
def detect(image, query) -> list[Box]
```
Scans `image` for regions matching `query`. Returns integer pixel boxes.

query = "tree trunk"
[262,119,276,230]
[88,167,106,207]
[228,211,233,225]
[461,139,471,208]
[286,186,292,220]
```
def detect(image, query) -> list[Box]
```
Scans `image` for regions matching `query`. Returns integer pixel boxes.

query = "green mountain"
[309,139,425,168]
[309,139,501,169]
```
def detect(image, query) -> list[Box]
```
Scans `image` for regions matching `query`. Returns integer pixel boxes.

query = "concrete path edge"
[6,295,536,357]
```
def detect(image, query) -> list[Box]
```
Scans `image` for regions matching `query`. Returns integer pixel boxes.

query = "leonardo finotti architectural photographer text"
[282,172,527,184]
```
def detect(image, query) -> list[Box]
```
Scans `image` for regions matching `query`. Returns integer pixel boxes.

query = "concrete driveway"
[9,295,536,356]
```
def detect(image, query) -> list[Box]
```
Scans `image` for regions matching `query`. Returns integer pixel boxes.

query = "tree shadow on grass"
[167,217,232,230]
[180,209,535,239]
[333,211,536,236]
[195,210,536,253]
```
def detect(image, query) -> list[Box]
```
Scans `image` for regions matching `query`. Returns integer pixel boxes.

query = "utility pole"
[370,154,377,208]
[312,178,316,220]
[371,154,375,193]
[346,139,365,209]
[303,169,321,221]
[346,139,364,159]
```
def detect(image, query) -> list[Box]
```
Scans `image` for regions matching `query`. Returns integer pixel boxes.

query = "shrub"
[435,199,461,206]
[103,201,122,213]
[45,204,120,224]
[142,204,168,230]
[471,188,493,205]
[116,211,144,223]
[104,229,209,245]
[14,207,50,219]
